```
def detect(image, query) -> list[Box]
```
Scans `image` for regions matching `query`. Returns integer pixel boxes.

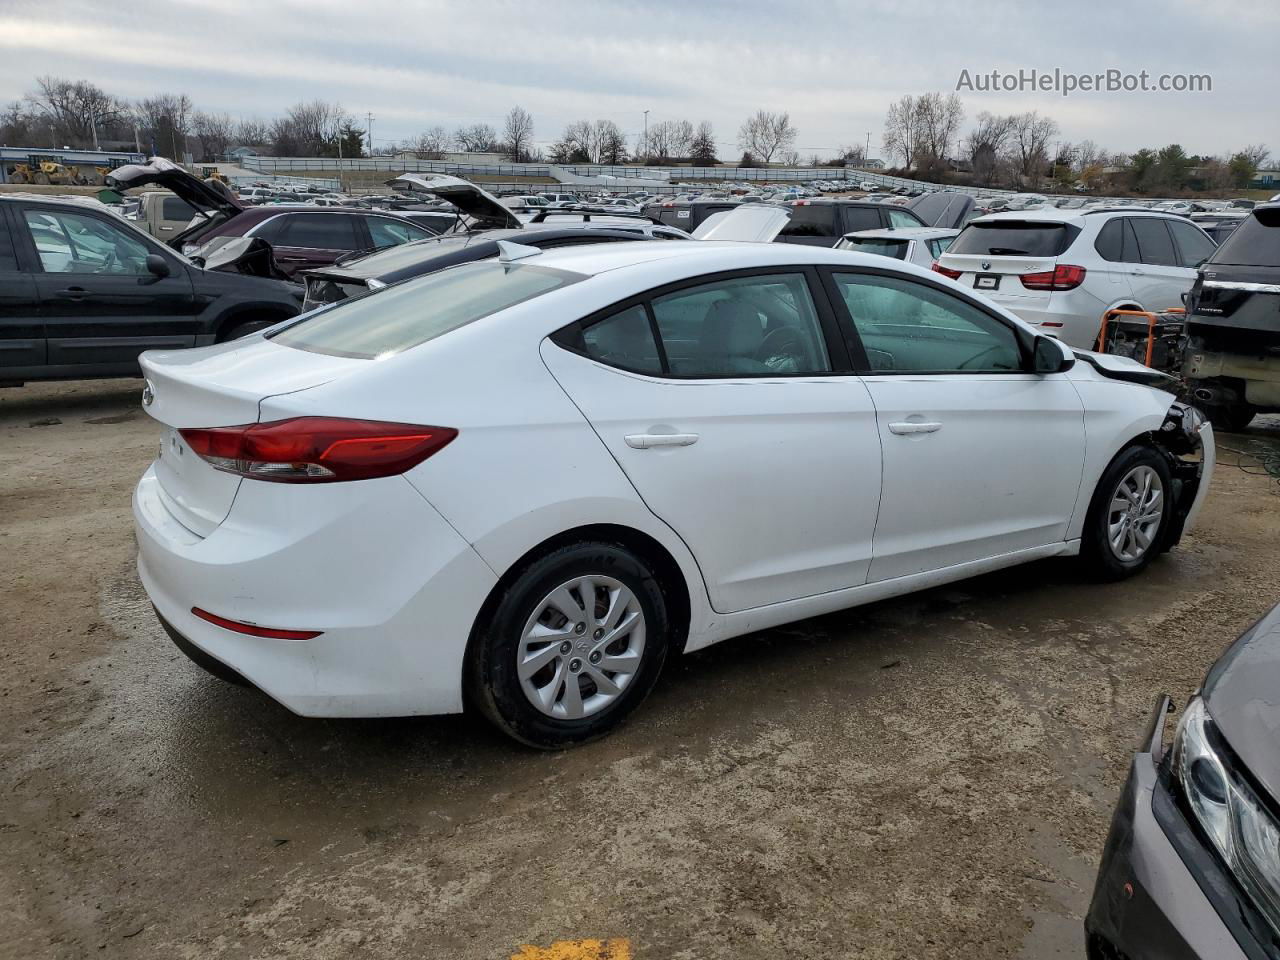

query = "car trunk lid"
[106,157,244,247]
[139,338,366,536]
[386,174,522,230]
[691,205,792,242]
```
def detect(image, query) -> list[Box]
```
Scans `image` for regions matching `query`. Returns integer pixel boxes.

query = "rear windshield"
[837,237,909,259]
[270,261,584,359]
[1209,207,1280,267]
[948,221,1077,257]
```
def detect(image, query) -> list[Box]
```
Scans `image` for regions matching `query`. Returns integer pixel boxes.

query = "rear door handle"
[625,433,699,449]
[888,421,942,435]
[56,286,88,300]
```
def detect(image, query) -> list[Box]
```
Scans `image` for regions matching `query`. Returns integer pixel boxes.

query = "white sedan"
[133,241,1215,747]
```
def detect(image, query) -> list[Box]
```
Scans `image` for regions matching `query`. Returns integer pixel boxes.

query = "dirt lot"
[3,379,1279,960]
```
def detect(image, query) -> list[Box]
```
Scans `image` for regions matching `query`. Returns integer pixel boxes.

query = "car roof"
[511,239,893,278]
[969,208,1179,225]
[843,227,958,240]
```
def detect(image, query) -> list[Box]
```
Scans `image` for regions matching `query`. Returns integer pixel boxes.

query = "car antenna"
[496,240,542,263]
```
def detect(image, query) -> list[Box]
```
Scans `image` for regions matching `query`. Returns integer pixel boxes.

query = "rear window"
[1209,207,1280,267]
[270,261,584,359]
[948,221,1077,257]
[780,204,838,238]
[837,237,909,260]
[162,196,198,221]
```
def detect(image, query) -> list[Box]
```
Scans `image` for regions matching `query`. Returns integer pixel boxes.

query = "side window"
[276,213,361,250]
[1130,218,1179,267]
[162,196,197,222]
[841,207,881,232]
[366,217,429,248]
[251,216,289,244]
[1094,219,1123,262]
[0,213,18,271]
[650,273,830,377]
[780,205,838,238]
[832,273,1021,374]
[580,305,663,374]
[929,236,955,258]
[22,208,152,275]
[886,209,921,229]
[1167,219,1217,267]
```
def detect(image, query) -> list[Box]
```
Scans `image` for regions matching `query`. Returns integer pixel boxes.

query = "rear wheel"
[467,542,670,749]
[1081,445,1174,581]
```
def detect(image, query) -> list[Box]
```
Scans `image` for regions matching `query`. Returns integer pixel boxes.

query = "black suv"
[1185,202,1280,430]
[772,199,926,246]
[0,195,301,385]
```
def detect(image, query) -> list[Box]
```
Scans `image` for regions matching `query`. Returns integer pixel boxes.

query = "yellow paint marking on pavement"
[510,938,632,960]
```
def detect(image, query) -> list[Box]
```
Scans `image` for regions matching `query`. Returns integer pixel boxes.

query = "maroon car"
[107,159,451,278]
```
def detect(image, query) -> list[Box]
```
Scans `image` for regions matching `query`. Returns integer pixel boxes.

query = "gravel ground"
[3,379,1279,960]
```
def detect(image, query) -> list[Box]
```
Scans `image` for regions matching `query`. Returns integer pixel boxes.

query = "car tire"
[467,542,670,749]
[1081,445,1175,581]
[1199,402,1255,433]
[219,320,276,342]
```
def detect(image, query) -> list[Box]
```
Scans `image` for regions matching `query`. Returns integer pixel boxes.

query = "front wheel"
[1081,445,1174,581]
[1199,402,1255,433]
[219,319,276,342]
[467,542,670,749]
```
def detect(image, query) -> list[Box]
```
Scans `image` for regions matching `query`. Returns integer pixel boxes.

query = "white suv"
[934,209,1217,348]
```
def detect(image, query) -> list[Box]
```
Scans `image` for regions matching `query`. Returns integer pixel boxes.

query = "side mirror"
[145,254,171,278]
[1033,335,1075,374]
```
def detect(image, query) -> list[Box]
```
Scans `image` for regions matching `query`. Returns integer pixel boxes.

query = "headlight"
[1173,697,1280,931]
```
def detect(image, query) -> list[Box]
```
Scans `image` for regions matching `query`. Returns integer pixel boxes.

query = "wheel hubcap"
[516,575,646,720]
[1107,465,1164,562]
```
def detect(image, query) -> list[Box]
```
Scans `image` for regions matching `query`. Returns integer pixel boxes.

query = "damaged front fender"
[1151,402,1215,548]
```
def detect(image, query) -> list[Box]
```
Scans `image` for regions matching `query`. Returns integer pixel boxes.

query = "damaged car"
[1087,601,1280,960]
[133,241,1212,747]
[1184,202,1280,430]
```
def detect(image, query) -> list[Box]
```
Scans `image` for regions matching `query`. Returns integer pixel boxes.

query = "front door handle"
[887,421,942,436]
[625,433,699,449]
[56,286,88,300]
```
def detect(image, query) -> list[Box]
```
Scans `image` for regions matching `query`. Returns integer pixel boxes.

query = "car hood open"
[907,191,976,229]
[106,156,243,219]
[692,205,792,242]
[1204,603,1280,803]
[386,174,521,230]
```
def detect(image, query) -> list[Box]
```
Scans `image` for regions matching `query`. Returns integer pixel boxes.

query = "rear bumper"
[1084,698,1259,960]
[133,463,498,717]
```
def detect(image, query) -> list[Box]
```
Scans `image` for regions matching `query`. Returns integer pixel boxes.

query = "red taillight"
[1020,264,1087,291]
[192,607,322,640]
[179,417,457,483]
[931,262,963,280]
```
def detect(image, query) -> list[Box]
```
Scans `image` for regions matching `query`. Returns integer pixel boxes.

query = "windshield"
[270,260,584,359]
[836,237,909,259]
[1209,207,1280,267]
[947,221,1077,257]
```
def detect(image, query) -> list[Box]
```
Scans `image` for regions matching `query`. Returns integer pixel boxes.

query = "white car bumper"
[133,464,497,717]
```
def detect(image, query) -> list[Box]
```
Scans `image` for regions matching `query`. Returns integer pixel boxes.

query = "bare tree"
[836,143,866,166]
[234,117,270,147]
[966,111,1016,185]
[502,106,534,162]
[913,92,965,171]
[737,110,797,165]
[454,123,499,153]
[192,111,234,162]
[1,101,40,145]
[135,93,194,158]
[1240,143,1271,171]
[595,120,627,164]
[413,125,451,159]
[882,94,920,169]
[25,76,128,148]
[1011,111,1059,185]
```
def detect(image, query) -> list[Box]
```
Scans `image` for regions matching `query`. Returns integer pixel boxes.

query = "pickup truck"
[129,190,205,240]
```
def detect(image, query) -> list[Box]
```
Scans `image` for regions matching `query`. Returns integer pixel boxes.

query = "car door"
[1091,217,1137,304]
[0,204,44,372]
[825,268,1085,583]
[255,212,366,276]
[1167,218,1217,273]
[541,269,883,613]
[17,204,198,373]
[1129,216,1196,310]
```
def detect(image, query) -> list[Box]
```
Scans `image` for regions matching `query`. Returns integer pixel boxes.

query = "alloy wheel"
[1107,465,1164,562]
[516,575,647,720]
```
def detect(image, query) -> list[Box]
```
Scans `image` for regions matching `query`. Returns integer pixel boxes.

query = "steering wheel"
[957,345,1014,370]
[756,326,803,364]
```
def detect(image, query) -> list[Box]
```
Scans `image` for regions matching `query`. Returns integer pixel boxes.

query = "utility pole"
[366,112,374,157]
[90,105,99,151]
[643,110,649,161]
[865,131,870,166]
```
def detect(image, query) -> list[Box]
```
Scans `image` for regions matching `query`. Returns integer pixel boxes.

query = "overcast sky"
[1,0,1275,160]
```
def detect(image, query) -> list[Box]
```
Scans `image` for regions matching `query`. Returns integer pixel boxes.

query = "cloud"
[0,0,1273,157]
